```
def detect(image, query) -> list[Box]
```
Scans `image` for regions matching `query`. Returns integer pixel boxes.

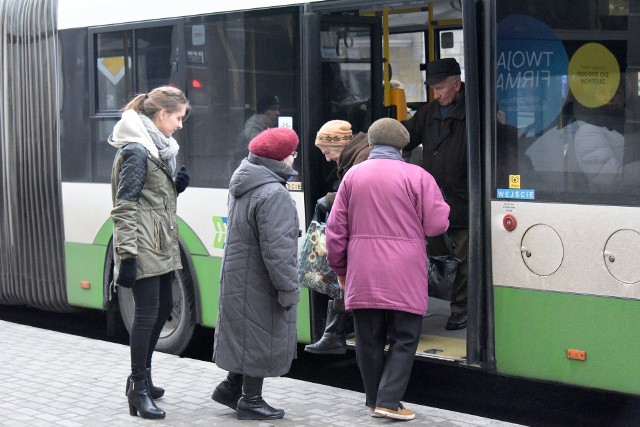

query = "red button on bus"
[503,214,517,232]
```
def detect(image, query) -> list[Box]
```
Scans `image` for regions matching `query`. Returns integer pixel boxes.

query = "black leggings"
[130,272,173,380]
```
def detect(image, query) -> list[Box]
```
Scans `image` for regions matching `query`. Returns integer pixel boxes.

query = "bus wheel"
[117,253,197,356]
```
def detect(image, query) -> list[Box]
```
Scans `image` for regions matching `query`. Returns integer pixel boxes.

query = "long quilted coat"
[212,153,300,378]
[326,154,450,316]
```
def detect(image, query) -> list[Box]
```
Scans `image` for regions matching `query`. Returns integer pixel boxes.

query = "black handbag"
[427,232,461,301]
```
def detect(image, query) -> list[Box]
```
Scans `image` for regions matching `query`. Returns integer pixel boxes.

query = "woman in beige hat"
[304,120,370,355]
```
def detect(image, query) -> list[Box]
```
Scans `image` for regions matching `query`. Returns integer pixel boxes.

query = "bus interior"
[303,0,468,364]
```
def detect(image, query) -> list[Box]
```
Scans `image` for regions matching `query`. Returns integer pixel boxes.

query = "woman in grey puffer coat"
[212,127,300,421]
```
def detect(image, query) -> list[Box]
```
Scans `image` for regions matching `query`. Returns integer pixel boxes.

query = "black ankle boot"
[125,369,164,399]
[146,368,165,399]
[127,378,166,419]
[304,301,348,355]
[211,372,243,410]
[236,376,284,420]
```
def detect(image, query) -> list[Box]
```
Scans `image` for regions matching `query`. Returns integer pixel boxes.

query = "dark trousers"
[130,272,173,380]
[352,309,423,409]
[427,228,469,314]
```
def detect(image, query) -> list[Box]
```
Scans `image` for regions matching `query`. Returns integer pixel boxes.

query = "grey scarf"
[368,145,404,161]
[139,113,180,176]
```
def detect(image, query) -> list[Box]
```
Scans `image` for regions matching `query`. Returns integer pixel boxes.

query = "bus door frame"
[424,0,487,369]
[461,0,486,368]
[301,8,383,342]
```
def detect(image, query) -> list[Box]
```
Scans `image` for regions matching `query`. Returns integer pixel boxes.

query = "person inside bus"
[304,119,370,355]
[234,94,281,161]
[109,86,191,420]
[325,118,450,421]
[212,127,300,421]
[402,57,469,331]
[572,79,640,193]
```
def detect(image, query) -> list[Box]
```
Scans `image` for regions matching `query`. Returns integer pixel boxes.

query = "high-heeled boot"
[127,378,166,419]
[304,301,349,354]
[211,372,243,410]
[236,376,284,420]
[125,368,164,399]
[145,368,165,398]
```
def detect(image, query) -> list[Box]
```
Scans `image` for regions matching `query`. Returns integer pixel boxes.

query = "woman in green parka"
[109,86,191,420]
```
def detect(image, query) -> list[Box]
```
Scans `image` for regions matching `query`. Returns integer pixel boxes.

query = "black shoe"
[236,395,285,420]
[304,301,348,354]
[212,379,242,410]
[446,312,467,330]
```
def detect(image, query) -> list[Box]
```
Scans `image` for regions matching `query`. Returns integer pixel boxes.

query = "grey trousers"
[352,309,423,410]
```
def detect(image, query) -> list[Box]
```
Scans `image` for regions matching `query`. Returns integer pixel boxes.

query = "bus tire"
[117,250,197,356]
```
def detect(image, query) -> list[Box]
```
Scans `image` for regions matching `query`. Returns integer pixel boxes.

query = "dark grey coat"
[212,153,300,377]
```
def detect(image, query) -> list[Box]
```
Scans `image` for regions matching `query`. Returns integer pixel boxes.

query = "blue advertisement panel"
[497,15,569,134]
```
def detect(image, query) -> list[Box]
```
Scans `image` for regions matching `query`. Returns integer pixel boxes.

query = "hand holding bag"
[427,231,461,301]
[297,207,340,298]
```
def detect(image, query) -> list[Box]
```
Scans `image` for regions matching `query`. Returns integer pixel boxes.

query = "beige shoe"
[369,408,384,418]
[373,403,415,421]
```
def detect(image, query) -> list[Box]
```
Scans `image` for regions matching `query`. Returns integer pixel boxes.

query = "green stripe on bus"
[494,286,640,395]
[192,253,311,343]
[93,218,114,246]
[191,255,221,328]
[65,242,108,309]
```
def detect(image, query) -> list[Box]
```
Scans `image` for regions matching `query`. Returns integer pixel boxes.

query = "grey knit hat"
[367,117,409,149]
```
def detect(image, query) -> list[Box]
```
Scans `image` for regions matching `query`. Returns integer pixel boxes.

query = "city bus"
[1,0,639,398]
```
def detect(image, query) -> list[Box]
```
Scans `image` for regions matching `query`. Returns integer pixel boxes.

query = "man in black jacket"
[403,58,468,330]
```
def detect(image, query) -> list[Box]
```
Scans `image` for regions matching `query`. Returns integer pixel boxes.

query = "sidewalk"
[0,320,522,426]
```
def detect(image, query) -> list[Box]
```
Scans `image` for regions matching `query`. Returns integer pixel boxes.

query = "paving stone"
[0,320,522,426]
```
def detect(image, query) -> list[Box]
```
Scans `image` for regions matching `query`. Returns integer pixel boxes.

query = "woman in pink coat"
[326,118,449,421]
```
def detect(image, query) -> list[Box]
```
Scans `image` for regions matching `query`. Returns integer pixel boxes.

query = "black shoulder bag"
[427,232,461,301]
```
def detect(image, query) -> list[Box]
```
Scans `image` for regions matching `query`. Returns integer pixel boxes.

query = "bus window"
[320,23,374,133]
[388,32,427,104]
[95,31,131,112]
[75,25,177,184]
[439,29,464,81]
[495,0,640,205]
[184,8,300,189]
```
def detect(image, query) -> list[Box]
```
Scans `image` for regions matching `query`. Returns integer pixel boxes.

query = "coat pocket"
[154,217,169,251]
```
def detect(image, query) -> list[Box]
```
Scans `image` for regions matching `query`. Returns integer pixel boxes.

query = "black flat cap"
[426,58,461,85]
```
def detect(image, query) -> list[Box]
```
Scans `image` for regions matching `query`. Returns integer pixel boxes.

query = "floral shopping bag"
[297,213,340,298]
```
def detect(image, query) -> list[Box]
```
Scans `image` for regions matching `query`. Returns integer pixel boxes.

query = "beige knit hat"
[315,120,353,147]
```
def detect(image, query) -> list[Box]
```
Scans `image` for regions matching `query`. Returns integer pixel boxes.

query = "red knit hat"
[248,128,299,161]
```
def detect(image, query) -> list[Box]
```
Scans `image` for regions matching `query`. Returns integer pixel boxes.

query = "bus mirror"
[440,32,454,49]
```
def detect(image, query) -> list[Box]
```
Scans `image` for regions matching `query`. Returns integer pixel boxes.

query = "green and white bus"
[2,0,640,398]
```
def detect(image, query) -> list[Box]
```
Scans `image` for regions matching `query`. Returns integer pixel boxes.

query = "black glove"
[316,195,329,213]
[116,257,137,288]
[175,165,190,194]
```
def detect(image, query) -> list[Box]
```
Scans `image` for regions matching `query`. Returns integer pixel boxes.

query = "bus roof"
[57,0,328,30]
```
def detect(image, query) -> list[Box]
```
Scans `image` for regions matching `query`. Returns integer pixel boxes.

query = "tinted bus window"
[494,0,640,205]
[184,8,300,189]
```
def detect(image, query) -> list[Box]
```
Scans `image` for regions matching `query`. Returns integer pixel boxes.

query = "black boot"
[211,372,243,410]
[127,378,165,419]
[145,368,165,399]
[125,368,164,399]
[236,376,284,420]
[304,301,348,354]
